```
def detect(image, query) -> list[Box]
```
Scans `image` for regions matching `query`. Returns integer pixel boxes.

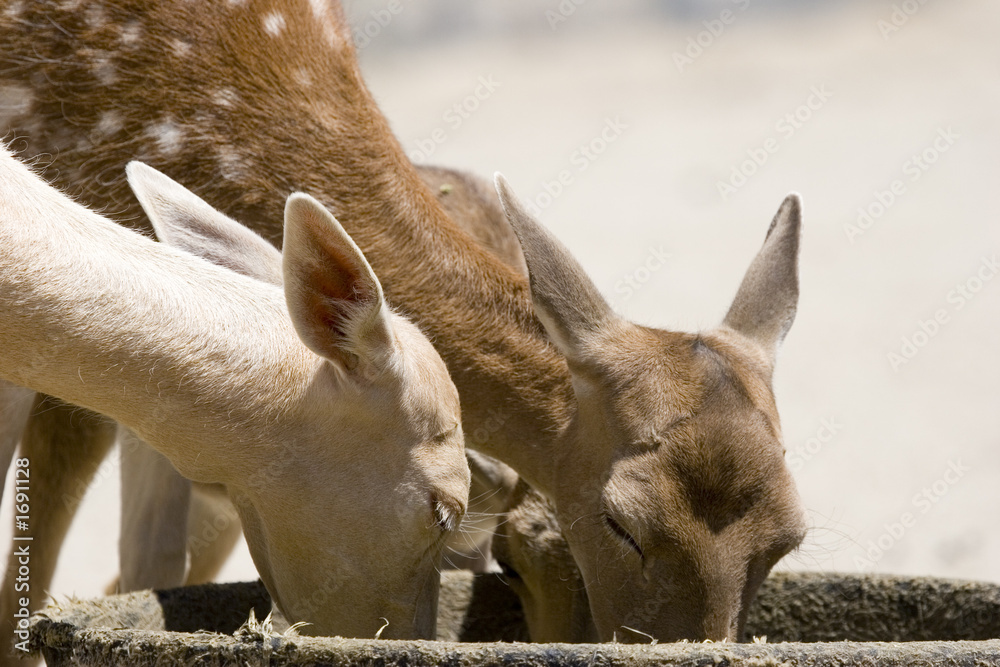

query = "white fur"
[0,148,469,640]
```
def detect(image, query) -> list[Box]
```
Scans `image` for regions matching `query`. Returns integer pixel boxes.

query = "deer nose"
[430,492,465,532]
[702,610,738,642]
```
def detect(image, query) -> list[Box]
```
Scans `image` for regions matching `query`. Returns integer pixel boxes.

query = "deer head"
[495,177,807,642]
[127,162,471,639]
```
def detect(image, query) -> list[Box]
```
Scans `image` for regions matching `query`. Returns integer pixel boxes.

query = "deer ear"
[282,193,396,372]
[494,174,620,364]
[127,161,283,287]
[722,194,802,361]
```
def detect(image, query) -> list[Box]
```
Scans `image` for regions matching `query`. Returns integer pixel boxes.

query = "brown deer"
[0,0,806,646]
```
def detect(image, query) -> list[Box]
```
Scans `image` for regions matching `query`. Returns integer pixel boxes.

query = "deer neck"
[0,153,308,483]
[322,132,575,492]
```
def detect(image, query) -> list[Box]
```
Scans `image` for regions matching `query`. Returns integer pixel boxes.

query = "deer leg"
[0,397,116,666]
[113,437,242,593]
[0,382,35,504]
[184,483,242,586]
[115,428,191,593]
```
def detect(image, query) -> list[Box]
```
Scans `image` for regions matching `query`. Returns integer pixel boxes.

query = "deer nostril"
[431,494,463,533]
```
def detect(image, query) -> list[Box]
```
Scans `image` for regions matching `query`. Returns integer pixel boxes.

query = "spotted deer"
[0,0,806,646]
[0,148,470,647]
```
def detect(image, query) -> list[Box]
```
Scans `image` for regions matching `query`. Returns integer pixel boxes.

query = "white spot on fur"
[3,1,25,22]
[0,83,35,126]
[172,39,192,58]
[90,52,117,86]
[84,4,106,29]
[227,0,246,5]
[263,12,286,37]
[293,68,314,87]
[308,0,328,21]
[59,0,84,11]
[120,21,143,46]
[217,145,247,182]
[95,111,123,137]
[147,119,185,155]
[212,88,240,108]
[307,0,341,47]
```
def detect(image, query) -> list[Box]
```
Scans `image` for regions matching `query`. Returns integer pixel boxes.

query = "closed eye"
[432,424,459,444]
[605,514,644,560]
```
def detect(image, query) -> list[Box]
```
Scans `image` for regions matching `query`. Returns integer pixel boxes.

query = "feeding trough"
[29,571,1000,666]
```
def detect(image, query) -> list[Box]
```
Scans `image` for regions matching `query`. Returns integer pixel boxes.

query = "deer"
[0,0,807,645]
[104,168,523,596]
[0,160,522,645]
[108,170,521,599]
[0,146,471,647]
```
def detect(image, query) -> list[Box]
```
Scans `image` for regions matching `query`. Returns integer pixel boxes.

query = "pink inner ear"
[298,217,379,340]
[316,242,369,304]
[299,202,376,304]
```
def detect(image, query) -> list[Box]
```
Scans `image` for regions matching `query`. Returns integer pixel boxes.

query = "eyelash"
[604,514,644,560]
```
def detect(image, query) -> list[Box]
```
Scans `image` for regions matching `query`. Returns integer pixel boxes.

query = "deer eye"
[604,514,644,560]
[432,423,459,445]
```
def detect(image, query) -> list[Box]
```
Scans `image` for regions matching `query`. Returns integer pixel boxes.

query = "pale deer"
[0,148,470,646]
[110,441,515,596]
[0,165,520,631]
[110,171,518,594]
[0,0,806,644]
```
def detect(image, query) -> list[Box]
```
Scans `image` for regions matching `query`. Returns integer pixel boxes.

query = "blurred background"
[5,0,998,597]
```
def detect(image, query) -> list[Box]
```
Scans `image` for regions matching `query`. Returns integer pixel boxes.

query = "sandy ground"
[3,0,999,604]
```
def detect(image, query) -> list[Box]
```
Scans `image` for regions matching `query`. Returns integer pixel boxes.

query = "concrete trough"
[28,571,1000,666]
